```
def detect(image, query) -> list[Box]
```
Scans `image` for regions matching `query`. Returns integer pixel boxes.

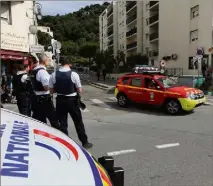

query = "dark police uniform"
[49,66,89,146]
[13,71,31,116]
[31,65,59,129]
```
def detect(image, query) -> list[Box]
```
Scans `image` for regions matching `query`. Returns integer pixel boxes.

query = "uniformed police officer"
[31,53,60,130]
[49,56,93,149]
[12,64,31,116]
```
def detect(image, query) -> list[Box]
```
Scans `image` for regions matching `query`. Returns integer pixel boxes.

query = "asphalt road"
[3,82,213,186]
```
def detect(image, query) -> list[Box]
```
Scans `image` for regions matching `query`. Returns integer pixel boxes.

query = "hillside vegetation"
[38,2,109,63]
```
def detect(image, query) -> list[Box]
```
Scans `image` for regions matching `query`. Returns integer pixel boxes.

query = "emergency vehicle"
[0,108,124,186]
[114,71,206,114]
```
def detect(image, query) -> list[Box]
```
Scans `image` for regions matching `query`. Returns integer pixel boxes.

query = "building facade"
[99,0,213,75]
[1,1,40,74]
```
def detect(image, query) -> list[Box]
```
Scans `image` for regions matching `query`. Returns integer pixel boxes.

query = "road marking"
[105,108,112,111]
[205,102,213,105]
[107,97,117,101]
[107,149,136,156]
[81,108,90,112]
[91,99,104,104]
[155,143,180,149]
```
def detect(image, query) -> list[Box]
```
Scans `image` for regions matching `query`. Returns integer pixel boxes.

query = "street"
[3,81,213,186]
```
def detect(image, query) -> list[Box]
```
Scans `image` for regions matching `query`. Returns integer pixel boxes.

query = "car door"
[142,77,165,105]
[127,77,144,103]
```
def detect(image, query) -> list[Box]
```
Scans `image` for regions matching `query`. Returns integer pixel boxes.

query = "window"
[0,1,11,24]
[191,5,199,19]
[145,47,149,55]
[190,30,198,42]
[146,18,149,26]
[130,78,142,87]
[122,77,130,85]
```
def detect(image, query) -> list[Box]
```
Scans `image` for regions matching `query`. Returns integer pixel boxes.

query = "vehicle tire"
[165,99,181,115]
[117,93,129,107]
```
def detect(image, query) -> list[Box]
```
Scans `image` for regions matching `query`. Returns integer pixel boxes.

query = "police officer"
[31,53,60,129]
[49,56,93,149]
[12,64,31,116]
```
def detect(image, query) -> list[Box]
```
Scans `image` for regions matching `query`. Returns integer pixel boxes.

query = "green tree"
[61,41,79,56]
[37,30,52,50]
[126,54,149,69]
[79,42,98,63]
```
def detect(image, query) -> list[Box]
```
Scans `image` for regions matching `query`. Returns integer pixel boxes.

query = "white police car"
[0,108,124,186]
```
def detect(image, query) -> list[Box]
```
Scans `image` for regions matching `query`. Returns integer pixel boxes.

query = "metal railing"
[127,41,137,49]
[149,14,159,25]
[126,13,137,25]
[126,1,137,12]
[149,32,159,41]
[150,1,158,8]
[126,27,137,37]
[166,68,183,77]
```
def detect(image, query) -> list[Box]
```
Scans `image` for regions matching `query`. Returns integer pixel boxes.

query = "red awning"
[0,49,28,61]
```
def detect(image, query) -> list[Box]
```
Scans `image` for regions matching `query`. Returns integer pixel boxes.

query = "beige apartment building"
[99,0,213,75]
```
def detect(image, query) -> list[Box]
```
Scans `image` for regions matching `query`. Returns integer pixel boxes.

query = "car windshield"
[158,77,179,88]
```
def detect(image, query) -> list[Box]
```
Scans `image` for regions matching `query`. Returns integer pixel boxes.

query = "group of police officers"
[13,54,93,149]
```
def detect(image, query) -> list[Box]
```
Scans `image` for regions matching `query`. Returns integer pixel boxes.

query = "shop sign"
[30,45,44,53]
[1,29,29,52]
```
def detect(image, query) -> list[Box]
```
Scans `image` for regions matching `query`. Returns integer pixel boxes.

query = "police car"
[0,108,124,186]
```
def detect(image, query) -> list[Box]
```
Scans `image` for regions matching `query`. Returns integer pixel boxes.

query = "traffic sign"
[196,47,204,56]
[56,41,61,49]
[56,49,60,54]
[160,60,166,67]
[30,45,44,53]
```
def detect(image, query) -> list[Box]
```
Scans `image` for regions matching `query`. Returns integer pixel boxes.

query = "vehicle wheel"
[165,99,181,115]
[117,93,128,107]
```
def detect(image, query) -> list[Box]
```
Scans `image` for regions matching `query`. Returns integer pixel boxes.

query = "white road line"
[81,108,90,112]
[205,102,213,105]
[91,99,104,104]
[105,108,112,111]
[107,97,117,101]
[155,143,180,149]
[107,149,136,156]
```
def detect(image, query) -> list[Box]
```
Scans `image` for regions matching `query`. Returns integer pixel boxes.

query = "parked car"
[0,108,124,186]
[114,71,206,115]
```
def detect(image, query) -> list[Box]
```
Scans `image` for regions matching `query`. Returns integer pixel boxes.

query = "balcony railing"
[152,50,159,56]
[149,14,159,25]
[108,30,113,36]
[107,9,113,17]
[126,27,137,37]
[149,1,158,8]
[126,1,137,12]
[149,32,159,41]
[108,40,113,46]
[126,13,137,25]
[127,42,137,49]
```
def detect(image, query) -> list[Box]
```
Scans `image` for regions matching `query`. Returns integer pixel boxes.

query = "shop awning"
[0,49,28,61]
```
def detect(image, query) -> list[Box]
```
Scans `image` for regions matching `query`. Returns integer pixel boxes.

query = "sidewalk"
[80,73,119,90]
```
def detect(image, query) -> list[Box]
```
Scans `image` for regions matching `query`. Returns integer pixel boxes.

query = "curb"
[88,82,109,90]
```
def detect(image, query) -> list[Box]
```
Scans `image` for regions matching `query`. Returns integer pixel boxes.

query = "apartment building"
[99,0,213,75]
[99,2,118,56]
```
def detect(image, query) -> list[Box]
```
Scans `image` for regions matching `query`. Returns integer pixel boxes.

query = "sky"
[39,1,108,16]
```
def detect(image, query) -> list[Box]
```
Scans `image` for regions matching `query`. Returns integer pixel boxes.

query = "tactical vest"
[55,70,76,95]
[30,68,46,91]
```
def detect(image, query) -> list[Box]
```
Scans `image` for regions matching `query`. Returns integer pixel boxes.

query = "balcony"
[107,9,113,17]
[126,27,137,37]
[149,1,159,8]
[152,50,159,57]
[149,32,159,41]
[126,1,137,12]
[126,13,137,25]
[108,40,113,46]
[127,41,137,50]
[149,14,159,25]
[108,30,113,36]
